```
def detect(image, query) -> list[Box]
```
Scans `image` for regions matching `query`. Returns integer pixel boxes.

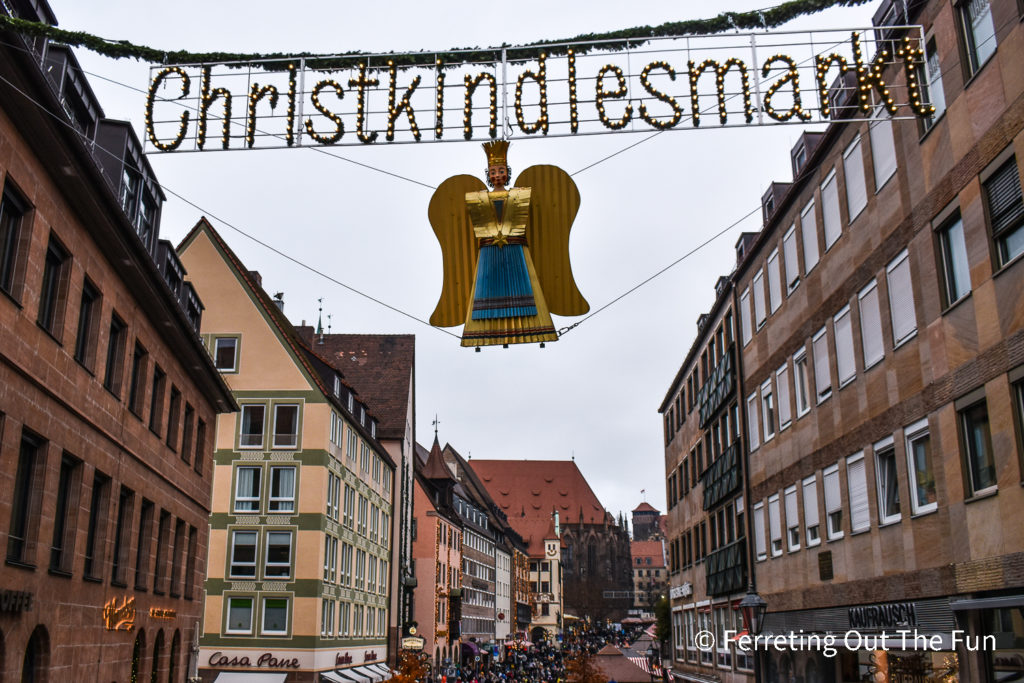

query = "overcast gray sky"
[54,0,876,524]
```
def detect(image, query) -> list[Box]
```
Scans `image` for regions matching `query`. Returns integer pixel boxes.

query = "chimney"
[272,292,285,312]
[249,270,262,287]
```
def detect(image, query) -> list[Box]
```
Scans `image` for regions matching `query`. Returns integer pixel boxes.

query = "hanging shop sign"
[402,636,426,650]
[144,26,932,153]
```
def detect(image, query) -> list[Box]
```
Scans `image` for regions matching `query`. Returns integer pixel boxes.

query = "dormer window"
[347,392,354,412]
[793,145,807,177]
[333,374,341,398]
[370,421,376,438]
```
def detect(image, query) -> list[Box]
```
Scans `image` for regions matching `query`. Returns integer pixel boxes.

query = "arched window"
[150,630,164,683]
[167,631,181,683]
[21,626,50,683]
[130,630,146,683]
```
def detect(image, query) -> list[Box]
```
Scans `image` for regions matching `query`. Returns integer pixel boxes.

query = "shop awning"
[213,674,288,683]
[320,672,347,683]
[334,669,371,683]
[367,663,393,678]
[950,594,1024,611]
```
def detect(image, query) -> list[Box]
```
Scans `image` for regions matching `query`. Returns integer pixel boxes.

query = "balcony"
[701,442,741,511]
[705,539,746,597]
[697,346,735,427]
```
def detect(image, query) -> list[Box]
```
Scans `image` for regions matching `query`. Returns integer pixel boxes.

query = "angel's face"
[487,163,509,189]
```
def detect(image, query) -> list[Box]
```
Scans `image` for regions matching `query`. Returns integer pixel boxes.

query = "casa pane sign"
[144,25,933,152]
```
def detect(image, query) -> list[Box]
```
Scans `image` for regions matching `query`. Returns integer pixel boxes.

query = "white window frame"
[767,248,782,313]
[843,136,868,221]
[784,485,800,552]
[752,502,767,561]
[268,466,296,513]
[239,404,265,449]
[886,249,918,348]
[794,348,811,417]
[261,596,289,635]
[923,35,946,130]
[760,379,775,442]
[783,225,800,294]
[746,392,760,451]
[226,596,254,635]
[858,280,885,370]
[905,418,938,515]
[213,336,239,372]
[229,530,258,578]
[802,475,821,546]
[823,464,844,540]
[740,288,752,345]
[776,362,792,430]
[821,169,842,249]
[767,494,783,557]
[800,199,820,272]
[752,269,767,329]
[938,214,971,306]
[812,326,832,403]
[234,466,262,513]
[264,530,293,579]
[874,436,901,525]
[833,305,856,388]
[272,403,300,449]
[847,451,871,533]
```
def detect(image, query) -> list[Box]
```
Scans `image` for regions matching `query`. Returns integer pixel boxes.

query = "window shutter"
[753,504,766,558]
[801,200,820,270]
[821,171,842,248]
[813,328,831,400]
[785,487,798,527]
[870,114,897,188]
[834,307,855,385]
[768,496,782,546]
[803,477,819,528]
[746,393,760,450]
[886,251,917,345]
[753,270,767,326]
[847,454,870,531]
[740,289,752,345]
[844,137,868,220]
[985,158,1024,238]
[823,466,841,515]
[783,226,800,291]
[767,250,782,312]
[858,282,884,367]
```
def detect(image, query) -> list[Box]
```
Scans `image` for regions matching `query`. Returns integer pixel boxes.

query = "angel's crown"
[483,140,509,166]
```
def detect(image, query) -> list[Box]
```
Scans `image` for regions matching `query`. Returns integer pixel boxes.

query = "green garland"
[0,0,873,70]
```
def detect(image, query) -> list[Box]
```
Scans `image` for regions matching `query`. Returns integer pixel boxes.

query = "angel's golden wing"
[516,165,589,317]
[428,174,486,327]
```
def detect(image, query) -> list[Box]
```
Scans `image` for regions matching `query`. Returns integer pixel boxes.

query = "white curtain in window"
[768,496,782,552]
[767,250,782,312]
[746,393,760,450]
[803,477,820,531]
[740,289,752,345]
[776,364,792,427]
[844,138,868,220]
[752,270,767,326]
[824,466,841,517]
[785,486,799,534]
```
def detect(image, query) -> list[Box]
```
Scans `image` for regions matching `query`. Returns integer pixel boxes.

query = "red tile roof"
[297,327,414,441]
[593,645,653,683]
[632,502,659,513]
[630,540,666,567]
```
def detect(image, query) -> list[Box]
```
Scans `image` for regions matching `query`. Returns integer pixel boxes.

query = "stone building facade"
[0,3,234,681]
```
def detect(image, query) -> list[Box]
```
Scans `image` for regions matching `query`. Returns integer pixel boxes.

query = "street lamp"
[738,585,767,636]
[646,642,661,683]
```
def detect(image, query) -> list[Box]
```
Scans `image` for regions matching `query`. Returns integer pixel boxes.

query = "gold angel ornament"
[428,141,589,348]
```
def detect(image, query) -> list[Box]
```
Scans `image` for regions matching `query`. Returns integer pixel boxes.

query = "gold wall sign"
[102,596,136,631]
[145,27,932,153]
[149,607,177,620]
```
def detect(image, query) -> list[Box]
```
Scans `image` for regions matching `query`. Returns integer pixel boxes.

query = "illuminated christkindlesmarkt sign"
[144,27,934,152]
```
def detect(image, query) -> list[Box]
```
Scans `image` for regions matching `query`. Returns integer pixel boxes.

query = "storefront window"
[986,607,1024,680]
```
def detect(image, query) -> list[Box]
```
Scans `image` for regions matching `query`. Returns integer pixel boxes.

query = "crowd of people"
[417,625,646,683]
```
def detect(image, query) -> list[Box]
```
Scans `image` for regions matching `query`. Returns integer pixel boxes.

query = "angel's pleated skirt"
[461,243,558,347]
